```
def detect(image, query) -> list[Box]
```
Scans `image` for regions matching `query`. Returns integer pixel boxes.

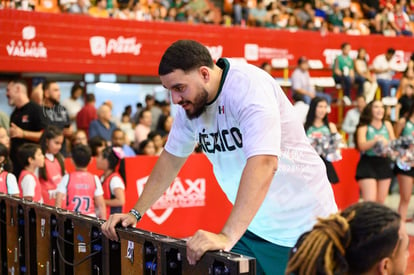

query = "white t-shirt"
[101,175,125,194]
[5,173,19,195]
[373,54,398,80]
[165,58,337,247]
[57,174,104,197]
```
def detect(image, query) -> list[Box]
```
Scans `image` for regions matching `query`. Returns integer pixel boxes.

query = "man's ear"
[0,156,5,165]
[199,67,210,81]
[378,257,392,275]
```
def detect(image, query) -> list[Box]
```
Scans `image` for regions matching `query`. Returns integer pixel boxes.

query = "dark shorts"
[394,164,414,177]
[355,155,393,180]
[231,230,291,275]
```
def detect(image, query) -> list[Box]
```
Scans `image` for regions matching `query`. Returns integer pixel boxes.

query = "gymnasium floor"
[384,194,414,274]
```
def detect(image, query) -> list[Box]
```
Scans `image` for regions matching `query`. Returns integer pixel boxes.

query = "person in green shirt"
[355,100,395,204]
[305,97,339,184]
[333,42,355,105]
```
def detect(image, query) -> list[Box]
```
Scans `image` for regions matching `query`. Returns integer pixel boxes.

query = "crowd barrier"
[0,194,256,275]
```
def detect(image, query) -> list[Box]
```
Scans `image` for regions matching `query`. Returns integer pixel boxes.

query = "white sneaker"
[343,96,352,106]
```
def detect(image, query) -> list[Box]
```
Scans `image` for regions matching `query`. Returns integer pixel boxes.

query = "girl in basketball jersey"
[39,126,65,206]
[0,143,19,196]
[394,101,414,223]
[96,146,125,219]
[304,97,339,184]
[355,100,395,203]
[18,143,45,202]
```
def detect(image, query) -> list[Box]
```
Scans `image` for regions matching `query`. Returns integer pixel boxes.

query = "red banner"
[1,9,413,76]
[64,150,360,238]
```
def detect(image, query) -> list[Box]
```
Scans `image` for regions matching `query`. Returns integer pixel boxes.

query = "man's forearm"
[221,155,277,249]
[132,150,187,215]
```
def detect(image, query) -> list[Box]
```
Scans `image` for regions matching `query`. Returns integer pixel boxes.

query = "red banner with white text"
[0,9,413,77]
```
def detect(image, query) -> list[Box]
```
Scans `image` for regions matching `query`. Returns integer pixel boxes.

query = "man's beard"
[181,88,209,120]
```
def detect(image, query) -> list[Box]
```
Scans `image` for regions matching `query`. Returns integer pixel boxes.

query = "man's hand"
[9,123,24,138]
[186,230,232,265]
[101,213,138,241]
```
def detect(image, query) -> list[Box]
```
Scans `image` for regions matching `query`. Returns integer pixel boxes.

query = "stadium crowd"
[1,0,413,36]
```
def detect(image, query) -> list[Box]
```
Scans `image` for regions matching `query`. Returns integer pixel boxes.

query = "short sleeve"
[56,174,70,194]
[109,176,125,193]
[6,173,19,195]
[21,174,36,197]
[94,175,104,197]
[164,109,197,157]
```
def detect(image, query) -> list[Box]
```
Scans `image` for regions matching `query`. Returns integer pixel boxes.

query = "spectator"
[42,80,72,156]
[295,2,315,28]
[88,135,107,157]
[113,1,133,19]
[131,102,143,125]
[88,0,109,18]
[285,14,299,31]
[291,56,331,105]
[76,93,97,138]
[0,111,9,131]
[156,114,173,139]
[0,126,10,149]
[342,95,367,148]
[7,79,48,178]
[137,138,156,155]
[30,81,43,105]
[61,83,83,131]
[68,0,90,14]
[145,94,162,131]
[354,48,378,102]
[328,3,344,32]
[0,143,19,197]
[233,0,249,25]
[248,0,267,26]
[398,52,414,96]
[55,144,106,218]
[291,93,309,124]
[355,100,395,203]
[111,128,136,157]
[89,104,117,142]
[134,109,152,148]
[18,143,45,202]
[388,2,413,36]
[260,62,272,75]
[286,202,408,275]
[71,129,88,147]
[372,48,401,97]
[332,42,355,105]
[119,112,135,145]
[397,83,414,118]
[361,0,381,20]
[148,131,164,155]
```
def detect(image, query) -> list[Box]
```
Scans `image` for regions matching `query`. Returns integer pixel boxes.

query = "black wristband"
[129,208,142,222]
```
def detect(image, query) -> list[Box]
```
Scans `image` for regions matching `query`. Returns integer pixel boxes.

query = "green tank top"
[306,125,331,138]
[365,123,389,156]
[402,120,414,137]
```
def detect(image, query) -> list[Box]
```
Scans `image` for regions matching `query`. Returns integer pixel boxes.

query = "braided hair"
[285,202,401,275]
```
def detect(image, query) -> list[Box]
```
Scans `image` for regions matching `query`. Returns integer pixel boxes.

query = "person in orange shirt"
[89,0,109,18]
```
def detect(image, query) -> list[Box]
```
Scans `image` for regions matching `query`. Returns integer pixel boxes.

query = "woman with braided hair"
[285,202,409,275]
